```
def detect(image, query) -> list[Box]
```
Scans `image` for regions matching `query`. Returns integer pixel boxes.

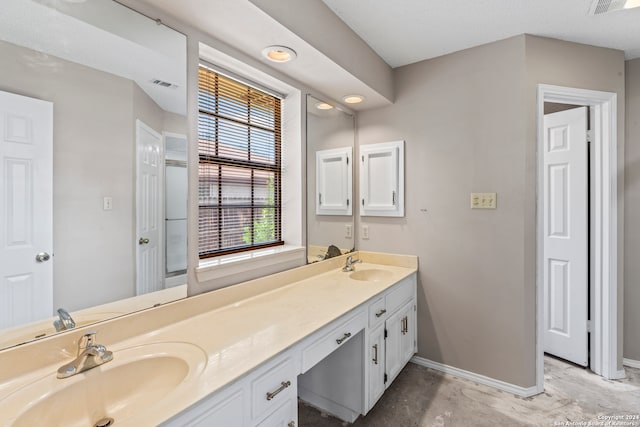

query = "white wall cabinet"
[316,147,352,215]
[359,140,404,217]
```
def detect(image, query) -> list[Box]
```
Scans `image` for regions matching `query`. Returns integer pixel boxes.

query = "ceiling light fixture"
[316,102,333,110]
[624,0,640,8]
[342,95,365,104]
[262,45,297,63]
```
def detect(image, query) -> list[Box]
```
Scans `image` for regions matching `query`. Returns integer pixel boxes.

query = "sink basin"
[349,269,393,282]
[1,342,207,427]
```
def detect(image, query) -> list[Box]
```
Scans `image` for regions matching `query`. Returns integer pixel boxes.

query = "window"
[198,65,283,259]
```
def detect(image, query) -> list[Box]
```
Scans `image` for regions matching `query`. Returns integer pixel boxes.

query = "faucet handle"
[78,331,97,352]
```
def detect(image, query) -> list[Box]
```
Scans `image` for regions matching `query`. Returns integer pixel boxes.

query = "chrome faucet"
[53,308,76,332]
[57,331,113,379]
[342,255,362,272]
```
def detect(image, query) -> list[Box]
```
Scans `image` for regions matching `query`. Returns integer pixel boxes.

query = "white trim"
[196,245,305,283]
[536,84,619,393]
[410,356,539,398]
[623,358,640,369]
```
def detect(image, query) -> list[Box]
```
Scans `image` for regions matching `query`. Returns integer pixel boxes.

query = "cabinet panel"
[255,398,296,427]
[301,309,366,373]
[359,140,404,217]
[163,386,245,427]
[368,323,386,411]
[316,147,352,215]
[251,357,296,423]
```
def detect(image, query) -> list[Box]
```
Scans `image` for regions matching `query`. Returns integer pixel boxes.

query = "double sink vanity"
[0,252,417,426]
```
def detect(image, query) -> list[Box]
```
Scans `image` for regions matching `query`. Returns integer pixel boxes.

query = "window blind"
[198,65,283,258]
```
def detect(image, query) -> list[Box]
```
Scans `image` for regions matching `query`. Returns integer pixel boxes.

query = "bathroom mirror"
[0,0,188,350]
[306,95,355,263]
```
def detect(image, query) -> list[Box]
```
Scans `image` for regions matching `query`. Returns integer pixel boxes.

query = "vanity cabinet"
[366,275,417,412]
[164,270,417,426]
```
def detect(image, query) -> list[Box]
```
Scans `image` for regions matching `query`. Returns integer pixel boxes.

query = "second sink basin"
[349,269,393,282]
[1,342,207,427]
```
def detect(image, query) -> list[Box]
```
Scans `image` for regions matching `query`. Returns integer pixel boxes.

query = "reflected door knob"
[138,238,150,245]
[35,252,50,262]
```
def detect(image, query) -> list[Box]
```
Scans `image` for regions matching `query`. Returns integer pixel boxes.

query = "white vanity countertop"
[0,252,417,426]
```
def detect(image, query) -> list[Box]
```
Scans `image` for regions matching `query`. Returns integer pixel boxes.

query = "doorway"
[536,84,622,393]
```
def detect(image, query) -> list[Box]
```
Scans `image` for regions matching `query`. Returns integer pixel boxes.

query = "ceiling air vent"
[151,79,176,88]
[589,0,628,14]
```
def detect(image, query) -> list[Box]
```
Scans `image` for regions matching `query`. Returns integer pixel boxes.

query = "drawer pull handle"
[375,309,387,318]
[402,316,408,334]
[336,332,352,345]
[266,380,291,401]
[373,344,378,365]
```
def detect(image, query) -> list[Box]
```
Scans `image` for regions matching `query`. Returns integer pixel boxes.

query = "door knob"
[35,252,50,262]
[138,238,150,245]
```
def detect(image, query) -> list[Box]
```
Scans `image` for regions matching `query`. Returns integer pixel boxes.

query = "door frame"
[536,84,622,393]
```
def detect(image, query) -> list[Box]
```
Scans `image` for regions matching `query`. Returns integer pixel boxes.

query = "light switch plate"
[470,192,497,209]
[103,196,113,210]
[362,225,370,240]
[345,224,353,239]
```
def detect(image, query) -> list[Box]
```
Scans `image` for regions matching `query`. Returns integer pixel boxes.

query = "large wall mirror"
[306,95,355,263]
[0,0,188,350]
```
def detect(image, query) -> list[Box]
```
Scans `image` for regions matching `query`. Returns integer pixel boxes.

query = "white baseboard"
[410,356,539,398]
[623,358,640,369]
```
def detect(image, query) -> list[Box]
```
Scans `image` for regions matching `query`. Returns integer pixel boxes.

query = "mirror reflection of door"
[136,120,164,296]
[0,91,53,328]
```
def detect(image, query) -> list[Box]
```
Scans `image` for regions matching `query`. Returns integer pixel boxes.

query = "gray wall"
[625,58,640,362]
[356,34,625,387]
[0,40,177,313]
[524,35,626,371]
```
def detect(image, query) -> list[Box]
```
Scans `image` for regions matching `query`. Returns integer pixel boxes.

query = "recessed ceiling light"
[262,46,297,63]
[624,0,640,8]
[342,95,364,104]
[316,102,333,110]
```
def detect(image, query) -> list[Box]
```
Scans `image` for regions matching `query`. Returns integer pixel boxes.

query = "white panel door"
[0,91,53,329]
[136,120,163,296]
[543,107,588,367]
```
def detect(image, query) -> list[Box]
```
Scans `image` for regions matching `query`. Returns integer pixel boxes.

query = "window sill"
[195,245,306,284]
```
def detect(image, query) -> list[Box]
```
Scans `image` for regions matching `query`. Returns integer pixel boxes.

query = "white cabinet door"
[385,305,404,385]
[368,322,386,411]
[163,387,245,427]
[316,147,352,215]
[359,140,404,217]
[255,399,296,427]
[398,300,416,367]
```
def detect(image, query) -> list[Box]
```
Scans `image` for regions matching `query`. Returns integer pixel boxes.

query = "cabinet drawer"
[251,357,296,422]
[385,276,414,315]
[301,309,366,373]
[368,296,387,327]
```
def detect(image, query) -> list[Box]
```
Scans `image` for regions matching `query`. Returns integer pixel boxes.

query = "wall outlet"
[470,192,497,209]
[345,224,353,239]
[362,225,370,240]
[103,196,113,210]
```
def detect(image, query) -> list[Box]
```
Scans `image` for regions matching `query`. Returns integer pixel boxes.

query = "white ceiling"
[322,0,640,68]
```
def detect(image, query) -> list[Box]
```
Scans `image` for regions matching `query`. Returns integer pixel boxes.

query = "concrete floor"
[298,357,640,427]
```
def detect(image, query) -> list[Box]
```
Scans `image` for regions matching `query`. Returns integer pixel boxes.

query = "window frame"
[197,64,284,259]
